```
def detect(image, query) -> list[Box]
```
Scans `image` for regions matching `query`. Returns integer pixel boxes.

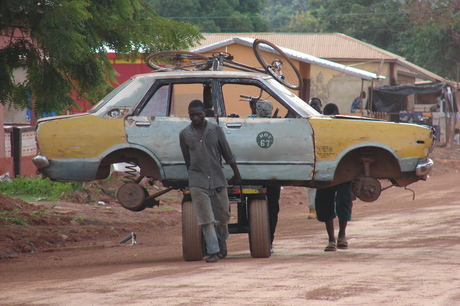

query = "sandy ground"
[0,147,459,305]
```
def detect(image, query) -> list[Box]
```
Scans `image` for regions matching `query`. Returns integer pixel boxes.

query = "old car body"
[33,71,434,201]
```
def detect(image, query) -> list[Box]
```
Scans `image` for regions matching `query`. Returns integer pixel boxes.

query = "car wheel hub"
[353,177,381,202]
[117,182,148,211]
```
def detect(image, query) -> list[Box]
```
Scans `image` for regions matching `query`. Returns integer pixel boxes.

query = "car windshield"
[264,78,319,117]
[89,76,153,115]
[88,79,134,113]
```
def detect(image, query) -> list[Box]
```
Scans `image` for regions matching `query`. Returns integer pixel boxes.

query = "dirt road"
[1,149,460,305]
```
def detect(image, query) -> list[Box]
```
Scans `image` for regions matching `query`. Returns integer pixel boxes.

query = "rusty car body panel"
[34,71,434,196]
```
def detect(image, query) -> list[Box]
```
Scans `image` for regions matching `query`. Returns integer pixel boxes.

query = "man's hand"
[228,162,242,186]
[228,174,241,186]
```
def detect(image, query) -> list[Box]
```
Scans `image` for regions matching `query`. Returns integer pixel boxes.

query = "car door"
[217,81,315,183]
[218,117,314,183]
[125,81,213,182]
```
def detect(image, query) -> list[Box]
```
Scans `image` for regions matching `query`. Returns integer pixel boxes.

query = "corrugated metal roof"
[194,33,398,61]
[193,37,385,81]
[193,33,453,86]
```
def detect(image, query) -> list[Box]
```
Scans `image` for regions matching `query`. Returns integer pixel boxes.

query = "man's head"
[323,103,339,115]
[309,97,322,113]
[188,100,205,126]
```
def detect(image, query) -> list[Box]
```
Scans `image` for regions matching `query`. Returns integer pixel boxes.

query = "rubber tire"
[146,50,212,71]
[248,198,271,258]
[182,201,205,261]
[253,39,302,90]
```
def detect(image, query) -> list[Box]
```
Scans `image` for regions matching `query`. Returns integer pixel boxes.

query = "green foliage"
[307,0,409,50]
[0,176,82,201]
[261,0,314,31]
[396,0,460,80]
[71,216,85,222]
[307,0,460,80]
[0,0,202,114]
[279,9,327,33]
[150,0,268,32]
[262,0,459,80]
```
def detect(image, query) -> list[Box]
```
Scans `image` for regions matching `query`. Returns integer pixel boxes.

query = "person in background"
[324,103,339,116]
[309,97,322,114]
[179,100,241,263]
[351,91,366,113]
[315,103,354,251]
[306,97,323,219]
[306,188,317,219]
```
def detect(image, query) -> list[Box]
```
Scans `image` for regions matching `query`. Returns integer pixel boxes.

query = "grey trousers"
[190,187,230,255]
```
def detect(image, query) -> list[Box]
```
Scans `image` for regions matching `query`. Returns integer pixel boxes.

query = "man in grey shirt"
[179,100,241,263]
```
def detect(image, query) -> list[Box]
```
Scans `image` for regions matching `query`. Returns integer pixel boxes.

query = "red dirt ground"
[0,146,459,305]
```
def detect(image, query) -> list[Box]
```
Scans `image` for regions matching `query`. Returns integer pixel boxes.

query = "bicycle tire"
[253,39,302,90]
[146,50,212,71]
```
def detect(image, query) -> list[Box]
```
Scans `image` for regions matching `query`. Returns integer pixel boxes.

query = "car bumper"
[32,154,50,170]
[415,158,434,176]
[32,154,100,181]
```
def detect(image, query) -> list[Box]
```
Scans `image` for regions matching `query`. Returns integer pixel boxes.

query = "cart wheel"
[248,198,271,258]
[182,201,205,261]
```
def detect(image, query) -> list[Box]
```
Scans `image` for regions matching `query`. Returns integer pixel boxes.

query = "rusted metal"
[353,177,382,202]
[145,186,174,201]
[117,182,147,211]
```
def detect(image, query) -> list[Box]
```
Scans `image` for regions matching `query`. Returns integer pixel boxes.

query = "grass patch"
[0,210,28,225]
[71,216,85,222]
[0,216,28,225]
[0,176,82,201]
[159,206,175,212]
[161,195,182,201]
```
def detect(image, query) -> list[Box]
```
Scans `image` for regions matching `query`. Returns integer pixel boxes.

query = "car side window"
[139,85,170,117]
[221,83,288,118]
[169,83,214,117]
[139,82,214,117]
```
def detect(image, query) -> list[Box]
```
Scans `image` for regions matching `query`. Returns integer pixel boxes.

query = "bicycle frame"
[210,52,265,73]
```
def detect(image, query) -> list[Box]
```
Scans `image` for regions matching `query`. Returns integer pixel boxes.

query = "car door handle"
[226,123,242,128]
[135,121,151,127]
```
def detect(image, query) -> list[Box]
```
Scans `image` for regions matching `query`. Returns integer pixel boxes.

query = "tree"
[149,0,268,32]
[281,0,459,80]
[261,0,313,31]
[279,9,326,33]
[397,0,460,80]
[308,0,410,51]
[0,0,202,115]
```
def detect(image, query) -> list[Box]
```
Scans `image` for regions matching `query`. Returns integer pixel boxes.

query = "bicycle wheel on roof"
[253,39,302,90]
[146,50,212,71]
